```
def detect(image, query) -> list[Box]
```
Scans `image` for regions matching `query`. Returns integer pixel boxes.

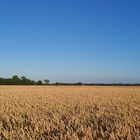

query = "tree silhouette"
[44,79,50,85]
[36,80,43,85]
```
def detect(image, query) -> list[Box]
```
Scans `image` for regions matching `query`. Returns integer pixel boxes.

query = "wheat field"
[0,86,140,140]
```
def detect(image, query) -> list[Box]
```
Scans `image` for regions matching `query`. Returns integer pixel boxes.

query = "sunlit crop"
[0,86,140,140]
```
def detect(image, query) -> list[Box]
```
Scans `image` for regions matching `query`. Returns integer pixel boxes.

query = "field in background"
[0,86,140,140]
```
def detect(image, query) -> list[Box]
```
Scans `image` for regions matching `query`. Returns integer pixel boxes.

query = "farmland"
[0,86,140,140]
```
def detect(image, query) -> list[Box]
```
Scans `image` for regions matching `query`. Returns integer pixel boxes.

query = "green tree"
[44,79,49,85]
[36,80,43,85]
[12,75,21,85]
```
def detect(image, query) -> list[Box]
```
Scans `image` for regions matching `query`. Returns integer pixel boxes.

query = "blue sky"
[0,0,140,83]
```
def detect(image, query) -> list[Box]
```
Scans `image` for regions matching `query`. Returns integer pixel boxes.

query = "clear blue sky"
[0,0,140,83]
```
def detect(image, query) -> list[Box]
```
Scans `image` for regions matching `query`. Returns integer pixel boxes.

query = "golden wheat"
[0,86,140,140]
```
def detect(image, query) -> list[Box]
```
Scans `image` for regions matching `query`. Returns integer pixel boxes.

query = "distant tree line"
[51,82,140,86]
[0,75,140,86]
[0,75,49,85]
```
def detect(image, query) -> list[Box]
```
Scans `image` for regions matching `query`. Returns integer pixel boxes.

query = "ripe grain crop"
[0,86,140,140]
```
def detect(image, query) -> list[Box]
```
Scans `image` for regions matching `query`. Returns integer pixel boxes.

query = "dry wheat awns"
[0,86,140,140]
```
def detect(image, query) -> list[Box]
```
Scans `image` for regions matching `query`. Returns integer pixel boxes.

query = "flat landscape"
[0,86,140,140]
